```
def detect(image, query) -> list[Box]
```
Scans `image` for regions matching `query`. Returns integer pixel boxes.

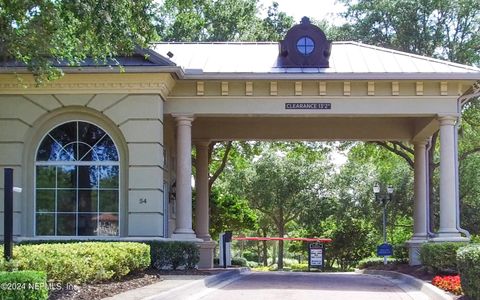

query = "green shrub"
[0,271,48,300]
[246,261,258,268]
[0,242,150,284]
[268,264,278,271]
[457,244,480,300]
[420,242,468,273]
[470,235,480,244]
[392,244,409,263]
[290,263,309,271]
[357,257,399,269]
[150,241,199,270]
[242,251,259,262]
[282,258,299,267]
[231,257,247,267]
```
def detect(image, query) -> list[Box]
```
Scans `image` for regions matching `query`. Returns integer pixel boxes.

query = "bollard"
[4,168,13,261]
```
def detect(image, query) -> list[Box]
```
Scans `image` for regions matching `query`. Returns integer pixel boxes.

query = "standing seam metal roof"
[153,41,480,79]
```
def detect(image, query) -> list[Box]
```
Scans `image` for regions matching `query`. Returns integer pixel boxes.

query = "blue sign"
[377,243,393,257]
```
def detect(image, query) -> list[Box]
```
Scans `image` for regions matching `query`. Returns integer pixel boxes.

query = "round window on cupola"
[296,36,315,56]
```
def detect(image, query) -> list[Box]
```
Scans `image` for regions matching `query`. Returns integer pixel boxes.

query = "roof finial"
[301,16,311,24]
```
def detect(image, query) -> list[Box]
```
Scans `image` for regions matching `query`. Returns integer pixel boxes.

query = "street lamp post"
[373,182,394,265]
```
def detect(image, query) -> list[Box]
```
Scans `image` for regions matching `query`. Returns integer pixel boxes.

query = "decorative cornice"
[0,73,176,98]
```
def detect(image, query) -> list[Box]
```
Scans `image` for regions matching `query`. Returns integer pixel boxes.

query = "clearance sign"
[285,103,332,110]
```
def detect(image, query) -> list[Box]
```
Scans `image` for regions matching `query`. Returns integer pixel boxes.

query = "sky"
[258,0,347,25]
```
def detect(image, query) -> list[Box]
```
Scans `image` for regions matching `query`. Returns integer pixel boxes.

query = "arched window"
[35,121,120,236]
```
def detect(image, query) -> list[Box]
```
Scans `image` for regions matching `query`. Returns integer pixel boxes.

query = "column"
[172,115,196,239]
[195,141,212,241]
[195,141,216,268]
[407,140,429,265]
[437,115,461,238]
[413,140,428,239]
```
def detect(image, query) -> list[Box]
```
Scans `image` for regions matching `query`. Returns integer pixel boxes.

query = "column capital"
[437,115,458,126]
[172,114,195,123]
[194,140,211,148]
[413,139,429,148]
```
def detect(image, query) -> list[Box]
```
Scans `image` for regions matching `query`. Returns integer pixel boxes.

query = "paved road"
[193,271,427,300]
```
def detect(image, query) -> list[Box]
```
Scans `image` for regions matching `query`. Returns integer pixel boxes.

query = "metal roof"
[153,41,480,80]
[0,46,175,68]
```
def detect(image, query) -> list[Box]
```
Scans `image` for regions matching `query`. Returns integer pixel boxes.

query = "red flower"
[432,275,463,295]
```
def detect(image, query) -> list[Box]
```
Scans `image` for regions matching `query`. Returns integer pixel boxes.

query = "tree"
[0,0,158,84]
[338,0,480,65]
[155,0,294,42]
[255,1,294,41]
[209,186,258,239]
[244,143,330,269]
[335,0,480,232]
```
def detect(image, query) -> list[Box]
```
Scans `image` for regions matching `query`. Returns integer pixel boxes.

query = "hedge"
[457,244,480,300]
[420,242,468,273]
[0,242,150,284]
[357,257,399,269]
[17,239,200,270]
[0,271,48,300]
[150,241,199,270]
[231,257,247,267]
[392,244,409,263]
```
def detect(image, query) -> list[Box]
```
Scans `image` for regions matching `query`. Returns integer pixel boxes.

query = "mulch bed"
[48,269,214,300]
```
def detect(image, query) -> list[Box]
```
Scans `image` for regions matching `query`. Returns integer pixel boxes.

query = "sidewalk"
[102,268,249,300]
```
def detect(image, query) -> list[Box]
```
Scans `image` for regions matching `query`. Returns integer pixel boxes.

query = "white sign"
[310,248,323,266]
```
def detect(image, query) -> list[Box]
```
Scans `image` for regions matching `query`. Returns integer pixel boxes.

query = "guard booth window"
[35,121,120,236]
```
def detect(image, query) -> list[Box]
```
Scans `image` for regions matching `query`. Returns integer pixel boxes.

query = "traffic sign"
[308,243,325,270]
[377,243,393,256]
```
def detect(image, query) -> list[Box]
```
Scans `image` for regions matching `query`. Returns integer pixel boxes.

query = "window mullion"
[36,121,120,238]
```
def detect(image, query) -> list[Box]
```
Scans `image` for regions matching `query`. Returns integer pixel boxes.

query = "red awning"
[233,237,332,243]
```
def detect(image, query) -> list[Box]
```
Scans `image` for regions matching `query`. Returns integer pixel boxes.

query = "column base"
[171,232,199,240]
[405,237,428,266]
[431,234,470,243]
[197,241,216,269]
[196,234,212,241]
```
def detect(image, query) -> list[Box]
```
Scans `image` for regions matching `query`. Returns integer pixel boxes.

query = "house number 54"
[139,198,147,204]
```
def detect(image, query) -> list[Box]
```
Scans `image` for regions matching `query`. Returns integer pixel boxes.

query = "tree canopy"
[155,0,293,42]
[338,0,480,65]
[0,0,158,83]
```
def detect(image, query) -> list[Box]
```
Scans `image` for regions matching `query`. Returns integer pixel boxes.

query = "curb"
[357,269,453,300]
[203,267,249,287]
[143,267,249,300]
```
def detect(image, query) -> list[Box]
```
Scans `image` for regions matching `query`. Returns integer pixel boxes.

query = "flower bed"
[431,275,463,295]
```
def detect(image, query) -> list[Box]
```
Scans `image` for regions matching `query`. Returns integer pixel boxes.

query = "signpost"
[308,242,325,271]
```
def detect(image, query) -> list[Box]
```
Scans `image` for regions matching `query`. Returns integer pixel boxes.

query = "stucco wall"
[0,93,166,238]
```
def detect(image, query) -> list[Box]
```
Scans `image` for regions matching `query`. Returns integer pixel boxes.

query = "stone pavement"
[103,268,454,300]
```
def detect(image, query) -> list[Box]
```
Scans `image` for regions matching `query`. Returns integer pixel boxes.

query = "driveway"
[193,271,428,300]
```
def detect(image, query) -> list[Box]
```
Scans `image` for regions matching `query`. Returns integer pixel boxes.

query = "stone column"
[172,115,196,239]
[413,140,428,239]
[436,115,461,239]
[194,141,216,269]
[195,141,212,241]
[407,140,429,265]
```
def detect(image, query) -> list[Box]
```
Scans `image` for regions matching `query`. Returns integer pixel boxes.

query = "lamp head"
[387,185,394,194]
[373,183,380,194]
